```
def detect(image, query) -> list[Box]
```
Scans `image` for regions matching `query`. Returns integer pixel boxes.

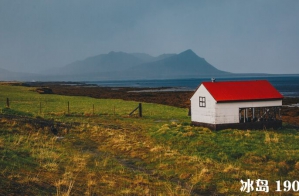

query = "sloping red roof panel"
[202,80,283,102]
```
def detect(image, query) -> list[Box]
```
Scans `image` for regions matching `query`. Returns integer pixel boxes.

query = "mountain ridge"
[54,51,144,75]
[122,49,228,79]
[1,49,231,81]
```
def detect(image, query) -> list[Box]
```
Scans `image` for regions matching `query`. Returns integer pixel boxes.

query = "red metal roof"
[202,80,283,102]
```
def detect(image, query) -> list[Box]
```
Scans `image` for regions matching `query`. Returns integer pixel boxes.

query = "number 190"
[276,180,299,192]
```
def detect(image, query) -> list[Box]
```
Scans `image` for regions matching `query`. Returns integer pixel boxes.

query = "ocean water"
[88,75,299,97]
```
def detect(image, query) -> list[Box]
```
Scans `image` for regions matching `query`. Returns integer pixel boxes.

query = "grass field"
[1,84,299,195]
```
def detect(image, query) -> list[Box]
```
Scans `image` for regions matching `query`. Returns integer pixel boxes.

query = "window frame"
[199,96,206,107]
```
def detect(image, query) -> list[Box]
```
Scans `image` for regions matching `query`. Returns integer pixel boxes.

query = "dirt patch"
[0,114,77,135]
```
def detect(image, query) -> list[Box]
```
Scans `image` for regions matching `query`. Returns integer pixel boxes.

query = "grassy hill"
[1,83,299,195]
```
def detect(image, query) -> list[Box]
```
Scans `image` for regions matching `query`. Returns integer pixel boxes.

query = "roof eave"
[216,98,284,103]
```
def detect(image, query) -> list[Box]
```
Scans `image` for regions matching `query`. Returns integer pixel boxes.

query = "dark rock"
[36,87,53,94]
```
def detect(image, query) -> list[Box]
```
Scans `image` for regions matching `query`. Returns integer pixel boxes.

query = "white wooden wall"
[215,100,282,124]
[190,85,216,124]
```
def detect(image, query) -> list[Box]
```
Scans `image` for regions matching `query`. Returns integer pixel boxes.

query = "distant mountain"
[46,51,177,77]
[154,53,176,61]
[122,49,229,79]
[130,53,176,63]
[1,49,232,81]
[52,51,145,75]
[49,49,228,80]
[0,67,40,81]
[130,53,155,62]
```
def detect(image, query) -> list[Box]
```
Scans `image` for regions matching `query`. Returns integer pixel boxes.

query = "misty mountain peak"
[180,49,196,55]
[178,49,202,59]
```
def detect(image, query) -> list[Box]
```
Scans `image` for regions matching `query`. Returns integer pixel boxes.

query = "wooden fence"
[2,98,143,117]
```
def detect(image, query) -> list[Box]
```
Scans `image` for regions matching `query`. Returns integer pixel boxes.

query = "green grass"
[1,84,299,195]
[0,85,188,124]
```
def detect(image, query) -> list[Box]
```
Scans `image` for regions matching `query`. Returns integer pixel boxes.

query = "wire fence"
[1,97,143,118]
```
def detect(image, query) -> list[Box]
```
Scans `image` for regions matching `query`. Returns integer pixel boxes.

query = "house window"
[199,96,206,107]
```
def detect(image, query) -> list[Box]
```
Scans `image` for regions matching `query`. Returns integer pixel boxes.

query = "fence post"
[68,101,70,114]
[6,98,10,108]
[129,103,143,117]
[93,104,95,115]
[139,103,142,117]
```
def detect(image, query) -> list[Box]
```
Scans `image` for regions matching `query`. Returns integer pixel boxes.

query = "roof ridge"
[202,80,283,102]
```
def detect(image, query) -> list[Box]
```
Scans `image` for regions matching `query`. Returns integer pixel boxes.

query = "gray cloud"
[0,0,298,74]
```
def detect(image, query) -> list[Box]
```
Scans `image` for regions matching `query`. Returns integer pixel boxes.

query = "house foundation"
[191,120,282,131]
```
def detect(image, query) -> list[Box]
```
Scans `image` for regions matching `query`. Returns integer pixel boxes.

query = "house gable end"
[190,84,216,124]
[190,84,216,103]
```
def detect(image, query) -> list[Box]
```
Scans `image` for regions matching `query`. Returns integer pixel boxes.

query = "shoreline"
[22,81,299,105]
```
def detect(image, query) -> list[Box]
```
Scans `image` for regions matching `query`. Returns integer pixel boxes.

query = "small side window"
[199,96,206,107]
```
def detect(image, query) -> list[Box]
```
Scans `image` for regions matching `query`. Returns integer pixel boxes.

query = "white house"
[190,80,283,130]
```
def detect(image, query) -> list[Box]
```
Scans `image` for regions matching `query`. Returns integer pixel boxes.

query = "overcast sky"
[0,0,298,74]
